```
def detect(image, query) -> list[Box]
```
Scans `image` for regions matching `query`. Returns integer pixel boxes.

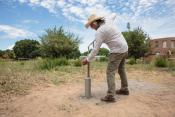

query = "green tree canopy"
[98,48,109,56]
[81,51,89,56]
[13,39,40,59]
[122,27,149,59]
[82,48,109,56]
[0,50,5,57]
[0,49,15,59]
[40,26,80,59]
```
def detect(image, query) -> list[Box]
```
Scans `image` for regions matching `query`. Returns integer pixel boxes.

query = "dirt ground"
[1,70,175,117]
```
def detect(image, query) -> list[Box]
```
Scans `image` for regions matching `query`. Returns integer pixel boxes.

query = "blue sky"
[0,0,175,52]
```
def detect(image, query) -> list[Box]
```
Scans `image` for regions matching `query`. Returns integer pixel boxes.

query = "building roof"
[151,37,175,40]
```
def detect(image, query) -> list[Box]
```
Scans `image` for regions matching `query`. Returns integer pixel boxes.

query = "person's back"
[97,23,128,54]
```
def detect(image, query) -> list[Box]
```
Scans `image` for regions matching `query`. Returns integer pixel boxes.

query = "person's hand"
[81,58,89,65]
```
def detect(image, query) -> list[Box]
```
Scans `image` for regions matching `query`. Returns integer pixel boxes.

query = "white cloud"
[0,24,37,39]
[29,0,40,4]
[56,0,65,8]
[22,19,39,24]
[78,0,99,5]
[69,6,84,17]
[16,0,174,25]
[18,0,27,3]
[17,0,111,23]
[40,0,57,13]
[15,0,175,52]
[7,44,15,50]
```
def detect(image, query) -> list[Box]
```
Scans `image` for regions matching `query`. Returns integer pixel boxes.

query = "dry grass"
[0,59,174,102]
[0,60,48,102]
[0,59,84,100]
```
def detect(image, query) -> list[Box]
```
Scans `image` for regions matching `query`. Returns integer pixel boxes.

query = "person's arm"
[105,13,117,24]
[110,13,117,21]
[87,32,105,62]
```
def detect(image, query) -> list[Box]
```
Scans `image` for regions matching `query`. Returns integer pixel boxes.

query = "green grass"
[127,57,136,65]
[72,59,82,67]
[168,60,175,71]
[154,57,168,67]
[36,58,69,70]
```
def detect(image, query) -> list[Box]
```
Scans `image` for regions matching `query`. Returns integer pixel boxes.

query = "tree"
[0,50,5,57]
[81,51,89,56]
[122,27,149,59]
[4,49,15,59]
[81,49,92,56]
[13,39,40,59]
[98,48,109,56]
[0,49,15,59]
[40,26,80,59]
[81,48,109,57]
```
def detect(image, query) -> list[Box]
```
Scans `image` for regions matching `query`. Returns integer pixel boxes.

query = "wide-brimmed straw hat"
[85,14,103,28]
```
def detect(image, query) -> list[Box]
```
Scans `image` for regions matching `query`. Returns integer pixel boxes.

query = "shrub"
[168,60,175,71]
[128,57,136,65]
[40,26,80,59]
[56,58,69,66]
[37,58,69,70]
[38,58,53,70]
[136,58,143,64]
[20,61,25,65]
[154,57,168,67]
[73,59,82,67]
[99,57,108,62]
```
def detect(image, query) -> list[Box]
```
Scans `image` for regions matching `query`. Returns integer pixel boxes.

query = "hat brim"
[85,17,103,28]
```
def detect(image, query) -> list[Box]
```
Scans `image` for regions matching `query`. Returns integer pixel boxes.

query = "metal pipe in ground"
[85,62,91,98]
[84,40,94,98]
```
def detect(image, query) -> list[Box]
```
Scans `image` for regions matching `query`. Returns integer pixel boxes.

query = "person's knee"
[106,69,115,77]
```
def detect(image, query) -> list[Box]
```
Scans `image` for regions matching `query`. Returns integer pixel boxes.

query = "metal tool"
[85,40,95,98]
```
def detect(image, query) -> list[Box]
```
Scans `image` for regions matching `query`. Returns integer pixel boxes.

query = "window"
[162,41,167,48]
[171,40,175,48]
[155,41,159,48]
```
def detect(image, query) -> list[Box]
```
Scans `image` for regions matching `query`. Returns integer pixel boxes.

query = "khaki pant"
[106,52,128,96]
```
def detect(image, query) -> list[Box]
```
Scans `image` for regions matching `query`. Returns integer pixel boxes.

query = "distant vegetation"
[128,57,136,65]
[154,57,168,67]
[0,25,149,61]
[36,58,70,70]
[0,26,81,60]
[122,27,149,60]
[40,26,80,59]
[0,49,15,59]
[82,48,109,56]
[13,39,40,59]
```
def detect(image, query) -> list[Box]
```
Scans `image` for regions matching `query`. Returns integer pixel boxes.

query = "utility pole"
[127,22,131,32]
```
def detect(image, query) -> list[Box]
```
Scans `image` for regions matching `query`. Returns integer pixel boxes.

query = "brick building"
[144,37,175,62]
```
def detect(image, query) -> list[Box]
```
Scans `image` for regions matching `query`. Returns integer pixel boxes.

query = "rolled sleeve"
[105,13,117,24]
[110,13,117,21]
[87,32,105,62]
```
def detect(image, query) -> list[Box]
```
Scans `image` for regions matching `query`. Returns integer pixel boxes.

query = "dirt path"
[1,75,175,117]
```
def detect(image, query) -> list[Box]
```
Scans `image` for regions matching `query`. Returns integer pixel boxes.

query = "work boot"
[101,95,116,102]
[116,89,129,95]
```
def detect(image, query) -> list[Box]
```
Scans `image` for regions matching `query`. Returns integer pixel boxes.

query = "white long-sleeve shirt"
[87,13,128,62]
